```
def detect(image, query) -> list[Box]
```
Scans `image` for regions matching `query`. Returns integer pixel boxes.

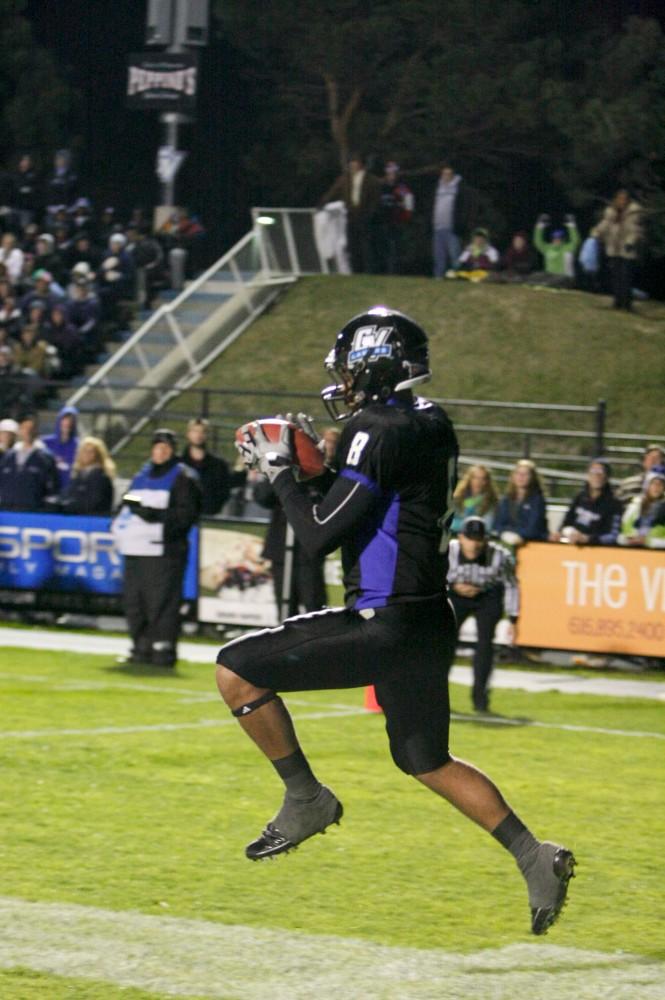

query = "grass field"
[1,642,664,998]
[115,276,665,475]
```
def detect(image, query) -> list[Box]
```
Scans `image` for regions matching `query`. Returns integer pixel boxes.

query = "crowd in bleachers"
[0,149,207,416]
[450,448,665,550]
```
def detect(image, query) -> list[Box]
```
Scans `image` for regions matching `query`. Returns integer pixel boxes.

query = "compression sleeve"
[272,467,376,557]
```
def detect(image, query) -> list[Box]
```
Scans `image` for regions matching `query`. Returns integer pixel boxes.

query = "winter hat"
[460,516,487,540]
[644,466,665,490]
[152,428,177,449]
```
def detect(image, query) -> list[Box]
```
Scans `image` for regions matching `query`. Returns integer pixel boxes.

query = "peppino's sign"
[126,52,198,112]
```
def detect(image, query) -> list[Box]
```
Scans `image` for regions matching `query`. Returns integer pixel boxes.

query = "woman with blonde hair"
[450,464,498,534]
[54,436,116,515]
[493,459,548,546]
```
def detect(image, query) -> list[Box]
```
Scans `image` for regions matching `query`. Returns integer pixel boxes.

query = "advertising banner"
[126,52,198,111]
[0,513,198,599]
[198,520,277,627]
[516,542,665,657]
[198,519,346,628]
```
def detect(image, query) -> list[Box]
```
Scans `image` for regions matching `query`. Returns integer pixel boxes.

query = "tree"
[545,16,665,254]
[0,0,74,165]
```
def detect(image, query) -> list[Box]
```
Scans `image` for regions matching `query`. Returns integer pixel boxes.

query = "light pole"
[145,0,209,209]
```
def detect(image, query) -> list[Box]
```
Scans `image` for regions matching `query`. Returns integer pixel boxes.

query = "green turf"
[1,643,664,992]
[115,276,665,475]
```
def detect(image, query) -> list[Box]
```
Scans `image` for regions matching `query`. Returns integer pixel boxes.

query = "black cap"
[460,516,486,540]
[152,428,176,449]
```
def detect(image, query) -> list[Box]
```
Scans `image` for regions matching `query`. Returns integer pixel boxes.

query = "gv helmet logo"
[350,325,392,352]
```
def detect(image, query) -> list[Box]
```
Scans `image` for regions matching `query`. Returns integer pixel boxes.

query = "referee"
[447,516,519,712]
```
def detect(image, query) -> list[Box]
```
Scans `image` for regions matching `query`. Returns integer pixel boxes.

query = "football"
[235,418,325,480]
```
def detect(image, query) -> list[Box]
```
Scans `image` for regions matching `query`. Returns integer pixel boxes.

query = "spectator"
[127,226,164,309]
[53,436,115,515]
[616,444,665,503]
[111,428,202,667]
[447,516,519,713]
[43,304,84,379]
[69,198,96,241]
[0,416,18,457]
[457,227,499,273]
[44,149,78,219]
[550,459,622,546]
[618,468,665,548]
[0,412,59,511]
[66,272,102,359]
[451,464,498,535]
[374,161,414,275]
[43,405,79,488]
[0,233,24,285]
[430,161,474,278]
[11,153,40,227]
[319,154,382,274]
[0,293,23,340]
[500,231,536,277]
[533,213,580,281]
[13,323,56,379]
[591,188,643,312]
[98,232,135,324]
[33,233,65,286]
[0,344,32,417]
[98,207,118,246]
[20,270,63,318]
[65,232,102,275]
[493,459,548,546]
[181,417,234,516]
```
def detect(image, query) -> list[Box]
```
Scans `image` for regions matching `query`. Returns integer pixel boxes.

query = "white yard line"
[2,626,665,700]
[0,896,662,1000]
[0,708,367,741]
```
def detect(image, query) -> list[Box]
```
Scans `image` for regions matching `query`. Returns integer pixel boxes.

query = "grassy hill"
[115,276,665,475]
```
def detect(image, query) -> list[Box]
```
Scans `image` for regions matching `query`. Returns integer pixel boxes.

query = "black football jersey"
[273,396,459,609]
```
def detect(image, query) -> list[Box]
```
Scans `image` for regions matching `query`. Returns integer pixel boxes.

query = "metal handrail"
[66,230,270,406]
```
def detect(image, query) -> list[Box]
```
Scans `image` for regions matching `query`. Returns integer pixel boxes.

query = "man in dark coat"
[181,418,235,516]
[319,154,382,274]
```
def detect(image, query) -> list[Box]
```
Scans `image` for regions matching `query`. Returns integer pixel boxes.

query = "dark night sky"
[25,0,254,255]
[23,0,665,261]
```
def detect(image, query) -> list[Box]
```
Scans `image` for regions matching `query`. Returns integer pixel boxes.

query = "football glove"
[285,412,323,451]
[236,421,294,483]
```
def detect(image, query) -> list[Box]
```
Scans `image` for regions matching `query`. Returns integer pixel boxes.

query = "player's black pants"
[123,553,186,665]
[449,588,504,711]
[217,597,457,775]
[609,257,634,311]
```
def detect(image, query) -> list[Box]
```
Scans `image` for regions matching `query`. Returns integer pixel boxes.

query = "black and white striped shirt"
[447,540,519,619]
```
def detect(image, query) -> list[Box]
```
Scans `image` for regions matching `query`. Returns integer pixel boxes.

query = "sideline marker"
[364,685,382,713]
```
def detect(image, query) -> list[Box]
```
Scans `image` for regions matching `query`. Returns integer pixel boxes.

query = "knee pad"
[231,690,279,718]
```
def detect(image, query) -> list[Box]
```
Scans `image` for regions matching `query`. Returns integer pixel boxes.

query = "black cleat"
[529,845,577,935]
[245,786,343,861]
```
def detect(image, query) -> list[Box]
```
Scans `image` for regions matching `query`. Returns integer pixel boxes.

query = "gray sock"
[271,749,322,802]
[492,811,540,874]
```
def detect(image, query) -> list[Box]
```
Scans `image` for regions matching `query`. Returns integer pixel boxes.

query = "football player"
[216,306,575,935]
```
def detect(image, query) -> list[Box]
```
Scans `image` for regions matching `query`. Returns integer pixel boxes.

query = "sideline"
[1,626,664,701]
[0,896,662,1000]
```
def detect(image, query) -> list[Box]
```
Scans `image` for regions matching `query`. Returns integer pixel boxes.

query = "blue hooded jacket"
[43,405,79,488]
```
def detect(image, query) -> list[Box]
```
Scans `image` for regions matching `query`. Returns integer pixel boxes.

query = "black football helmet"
[321,306,431,420]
